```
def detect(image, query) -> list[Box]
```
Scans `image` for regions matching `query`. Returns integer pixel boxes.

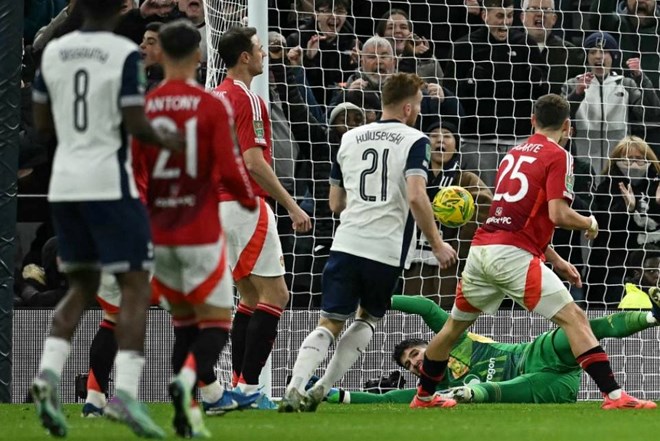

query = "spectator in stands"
[178,0,207,63]
[24,0,68,43]
[590,0,660,154]
[376,9,443,83]
[139,21,163,92]
[621,248,660,309]
[590,0,660,92]
[344,90,381,124]
[443,0,549,187]
[403,120,492,307]
[286,0,358,107]
[15,237,67,307]
[563,32,660,178]
[586,136,660,305]
[115,0,183,44]
[336,35,463,132]
[520,0,584,95]
[32,0,74,54]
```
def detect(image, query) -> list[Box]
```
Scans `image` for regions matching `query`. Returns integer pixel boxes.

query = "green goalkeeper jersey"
[392,295,531,388]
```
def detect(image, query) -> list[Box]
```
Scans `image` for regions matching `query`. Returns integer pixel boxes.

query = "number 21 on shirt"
[150,115,197,179]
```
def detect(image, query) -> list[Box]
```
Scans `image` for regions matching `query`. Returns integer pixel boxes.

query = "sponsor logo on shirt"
[253,120,266,144]
[565,174,575,192]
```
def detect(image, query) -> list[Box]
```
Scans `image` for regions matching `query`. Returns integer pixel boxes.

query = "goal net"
[204,0,660,400]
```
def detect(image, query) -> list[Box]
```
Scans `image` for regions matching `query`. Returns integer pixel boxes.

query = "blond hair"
[602,135,660,175]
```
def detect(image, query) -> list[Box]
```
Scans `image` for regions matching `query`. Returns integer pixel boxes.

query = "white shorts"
[97,272,122,315]
[451,245,573,321]
[151,238,233,309]
[221,198,285,281]
[96,272,161,314]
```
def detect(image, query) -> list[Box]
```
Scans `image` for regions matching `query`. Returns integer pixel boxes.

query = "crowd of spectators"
[17,0,660,308]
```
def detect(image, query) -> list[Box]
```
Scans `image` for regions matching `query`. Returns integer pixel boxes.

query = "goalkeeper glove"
[326,388,350,404]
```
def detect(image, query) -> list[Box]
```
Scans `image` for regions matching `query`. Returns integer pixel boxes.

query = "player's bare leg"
[104,270,165,438]
[234,275,288,409]
[412,316,474,409]
[551,302,656,410]
[280,317,344,413]
[33,269,100,437]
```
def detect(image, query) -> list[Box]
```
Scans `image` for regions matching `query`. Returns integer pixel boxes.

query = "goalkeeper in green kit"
[328,290,660,405]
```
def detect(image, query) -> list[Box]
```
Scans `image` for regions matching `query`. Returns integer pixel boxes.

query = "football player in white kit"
[279,73,458,413]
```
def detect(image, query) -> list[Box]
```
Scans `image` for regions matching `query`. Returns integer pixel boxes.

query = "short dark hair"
[534,94,570,130]
[483,0,514,8]
[315,0,350,12]
[381,73,425,107]
[145,21,163,33]
[159,20,201,59]
[375,8,411,37]
[217,27,258,69]
[392,338,427,368]
[78,0,123,20]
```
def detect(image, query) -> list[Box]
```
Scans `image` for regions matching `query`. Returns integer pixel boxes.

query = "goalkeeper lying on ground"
[328,290,660,404]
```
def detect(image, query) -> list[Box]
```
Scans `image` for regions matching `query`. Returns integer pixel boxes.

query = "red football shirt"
[472,133,574,257]
[132,79,255,246]
[213,77,271,200]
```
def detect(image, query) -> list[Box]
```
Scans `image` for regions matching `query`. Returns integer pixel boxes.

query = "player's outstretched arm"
[242,147,311,232]
[548,198,598,240]
[391,295,449,333]
[407,175,457,269]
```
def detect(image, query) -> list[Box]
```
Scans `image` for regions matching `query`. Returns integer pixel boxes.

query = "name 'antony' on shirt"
[146,95,202,113]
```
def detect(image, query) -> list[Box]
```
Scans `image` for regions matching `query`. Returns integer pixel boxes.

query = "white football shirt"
[329,120,430,268]
[33,31,145,202]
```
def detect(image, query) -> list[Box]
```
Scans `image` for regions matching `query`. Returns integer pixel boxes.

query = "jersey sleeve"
[32,68,50,104]
[119,50,146,108]
[131,138,149,205]
[232,91,269,153]
[212,96,257,210]
[405,136,431,181]
[545,148,574,202]
[329,150,344,187]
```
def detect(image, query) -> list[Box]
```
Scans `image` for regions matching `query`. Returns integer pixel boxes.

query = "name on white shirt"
[355,131,405,145]
[146,95,202,113]
[59,47,109,63]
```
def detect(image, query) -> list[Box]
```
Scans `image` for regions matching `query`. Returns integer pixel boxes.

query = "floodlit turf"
[2,402,658,441]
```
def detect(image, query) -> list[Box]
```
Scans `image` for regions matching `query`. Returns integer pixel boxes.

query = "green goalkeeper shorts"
[517,329,581,402]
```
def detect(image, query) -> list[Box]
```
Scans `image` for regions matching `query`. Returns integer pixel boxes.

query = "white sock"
[608,388,623,400]
[114,350,145,399]
[200,381,224,403]
[646,312,657,324]
[86,390,107,408]
[38,337,71,378]
[236,382,259,395]
[287,327,335,393]
[317,320,374,394]
[178,363,197,391]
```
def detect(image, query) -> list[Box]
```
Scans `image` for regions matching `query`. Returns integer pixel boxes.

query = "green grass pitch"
[1,402,658,441]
